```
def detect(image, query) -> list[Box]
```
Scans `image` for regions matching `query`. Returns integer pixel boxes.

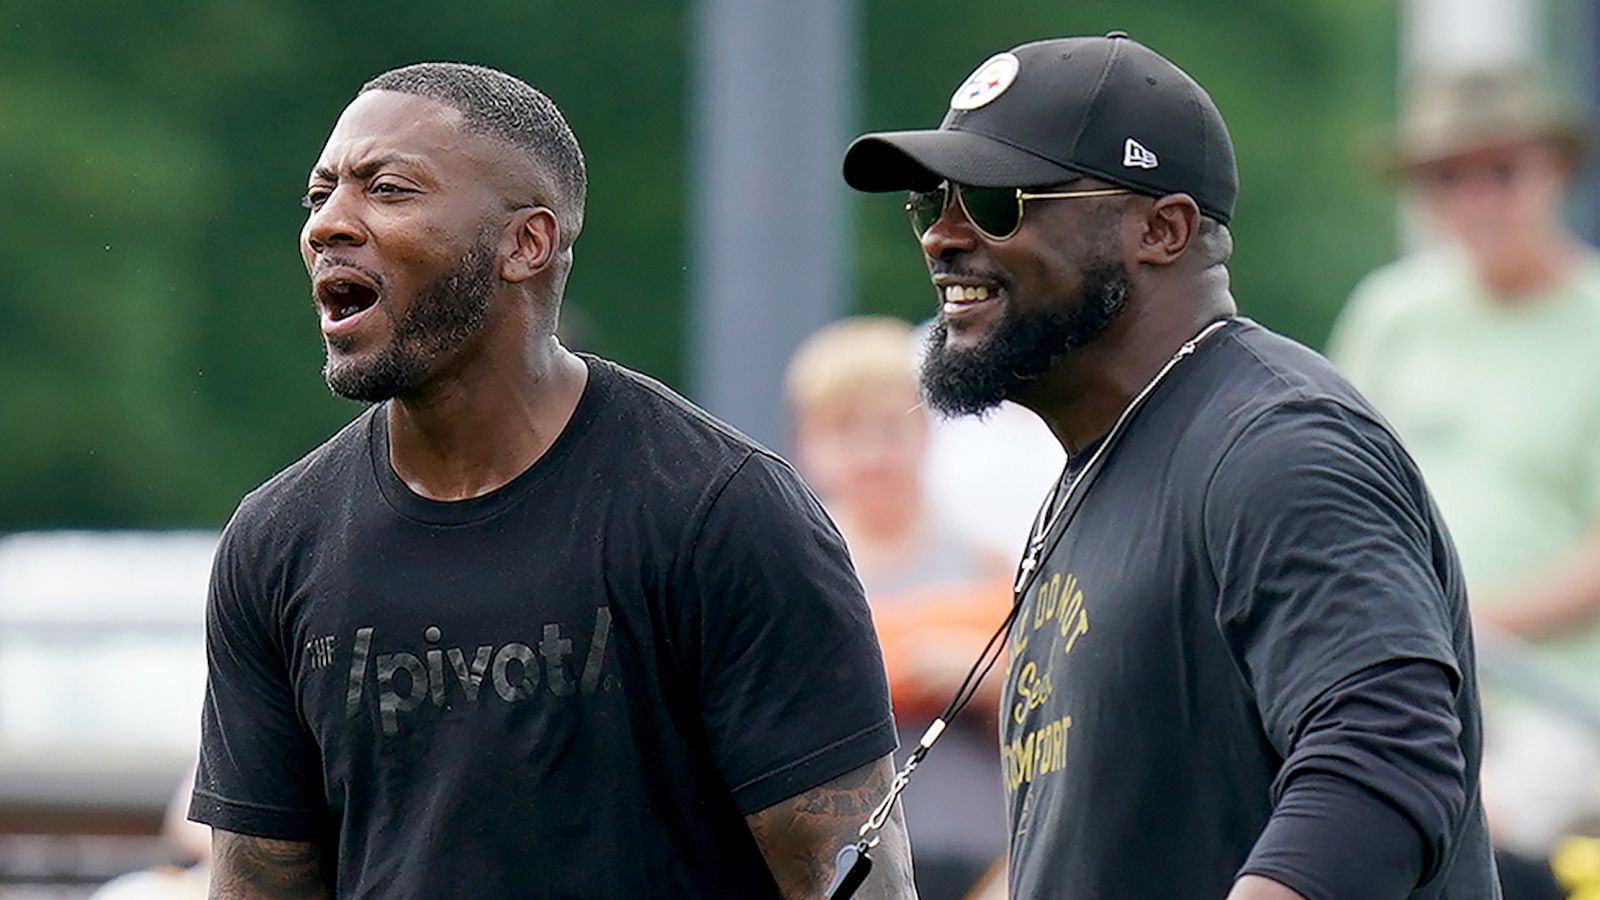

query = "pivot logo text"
[344,606,616,735]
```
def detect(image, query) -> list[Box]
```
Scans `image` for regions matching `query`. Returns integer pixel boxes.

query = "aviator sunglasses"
[906,181,1134,241]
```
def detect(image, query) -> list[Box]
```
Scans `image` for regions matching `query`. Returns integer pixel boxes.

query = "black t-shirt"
[1001,320,1497,899]
[189,356,897,899]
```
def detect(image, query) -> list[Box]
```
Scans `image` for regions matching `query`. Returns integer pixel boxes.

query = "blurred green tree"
[0,0,1398,530]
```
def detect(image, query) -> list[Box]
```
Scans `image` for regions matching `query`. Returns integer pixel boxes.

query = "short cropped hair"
[1197,215,1233,266]
[361,62,587,248]
[785,316,920,416]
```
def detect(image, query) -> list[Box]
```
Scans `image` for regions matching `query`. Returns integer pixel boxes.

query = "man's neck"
[385,334,589,502]
[1019,283,1236,455]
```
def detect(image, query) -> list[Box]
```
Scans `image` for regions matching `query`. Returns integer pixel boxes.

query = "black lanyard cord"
[825,597,1024,899]
[824,318,1235,899]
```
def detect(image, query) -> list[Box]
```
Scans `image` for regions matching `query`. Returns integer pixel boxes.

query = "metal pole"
[688,0,857,450]
[1585,0,1600,242]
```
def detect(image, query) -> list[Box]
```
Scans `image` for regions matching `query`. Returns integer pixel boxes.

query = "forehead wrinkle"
[312,93,468,180]
[315,92,558,221]
[309,152,432,183]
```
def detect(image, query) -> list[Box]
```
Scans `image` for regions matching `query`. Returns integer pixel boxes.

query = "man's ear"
[500,207,560,283]
[1131,194,1200,266]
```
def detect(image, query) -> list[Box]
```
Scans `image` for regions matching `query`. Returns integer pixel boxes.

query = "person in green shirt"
[1329,65,1600,862]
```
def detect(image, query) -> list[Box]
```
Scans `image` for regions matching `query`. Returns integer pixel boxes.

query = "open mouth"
[313,268,384,334]
[321,281,380,321]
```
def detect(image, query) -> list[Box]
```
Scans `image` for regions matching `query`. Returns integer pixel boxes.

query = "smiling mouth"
[937,282,1005,324]
[941,284,992,305]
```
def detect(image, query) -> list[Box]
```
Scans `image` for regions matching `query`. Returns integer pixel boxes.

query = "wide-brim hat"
[1380,66,1592,173]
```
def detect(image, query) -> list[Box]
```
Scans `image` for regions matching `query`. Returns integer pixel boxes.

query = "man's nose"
[920,200,981,261]
[303,186,367,254]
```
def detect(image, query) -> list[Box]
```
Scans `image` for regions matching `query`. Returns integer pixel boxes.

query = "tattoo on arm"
[209,829,332,900]
[745,756,918,900]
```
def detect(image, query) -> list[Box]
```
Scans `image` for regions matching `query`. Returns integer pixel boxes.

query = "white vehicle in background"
[0,531,215,893]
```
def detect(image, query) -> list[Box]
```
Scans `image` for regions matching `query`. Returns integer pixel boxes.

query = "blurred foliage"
[0,0,1401,529]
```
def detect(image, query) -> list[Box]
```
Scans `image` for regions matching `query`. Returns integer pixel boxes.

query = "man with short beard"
[843,34,1499,899]
[188,63,915,899]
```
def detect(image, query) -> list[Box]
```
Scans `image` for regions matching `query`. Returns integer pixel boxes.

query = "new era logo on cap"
[1123,138,1159,169]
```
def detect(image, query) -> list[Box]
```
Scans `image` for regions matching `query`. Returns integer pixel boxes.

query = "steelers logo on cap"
[949,52,1020,111]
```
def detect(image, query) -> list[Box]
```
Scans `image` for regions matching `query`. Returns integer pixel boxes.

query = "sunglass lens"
[907,187,946,236]
[959,186,1020,238]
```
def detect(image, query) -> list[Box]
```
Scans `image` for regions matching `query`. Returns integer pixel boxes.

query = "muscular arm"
[209,829,332,900]
[744,755,917,900]
[1208,406,1479,898]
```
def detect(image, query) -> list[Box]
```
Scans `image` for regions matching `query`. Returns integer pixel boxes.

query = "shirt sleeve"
[1238,660,1469,898]
[680,453,898,814]
[188,505,327,840]
[1242,772,1423,900]
[1204,400,1462,754]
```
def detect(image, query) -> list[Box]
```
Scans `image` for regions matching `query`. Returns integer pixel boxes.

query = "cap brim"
[843,128,1083,192]
[1373,119,1594,175]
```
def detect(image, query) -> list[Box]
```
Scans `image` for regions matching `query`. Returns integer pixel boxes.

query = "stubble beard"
[322,233,497,403]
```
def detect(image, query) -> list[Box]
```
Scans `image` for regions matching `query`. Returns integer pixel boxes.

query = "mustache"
[310,256,385,287]
[308,257,386,311]
[930,265,1009,287]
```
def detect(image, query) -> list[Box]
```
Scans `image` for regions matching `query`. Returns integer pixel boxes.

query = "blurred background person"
[88,767,207,900]
[918,335,1064,564]
[785,316,1012,900]
[1329,65,1600,893]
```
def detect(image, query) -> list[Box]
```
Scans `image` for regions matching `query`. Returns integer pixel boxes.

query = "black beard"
[323,234,496,403]
[920,260,1130,417]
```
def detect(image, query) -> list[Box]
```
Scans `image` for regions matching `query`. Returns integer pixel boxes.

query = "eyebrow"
[309,153,428,183]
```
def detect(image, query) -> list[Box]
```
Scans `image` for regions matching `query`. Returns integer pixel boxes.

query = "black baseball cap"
[843,33,1239,225]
